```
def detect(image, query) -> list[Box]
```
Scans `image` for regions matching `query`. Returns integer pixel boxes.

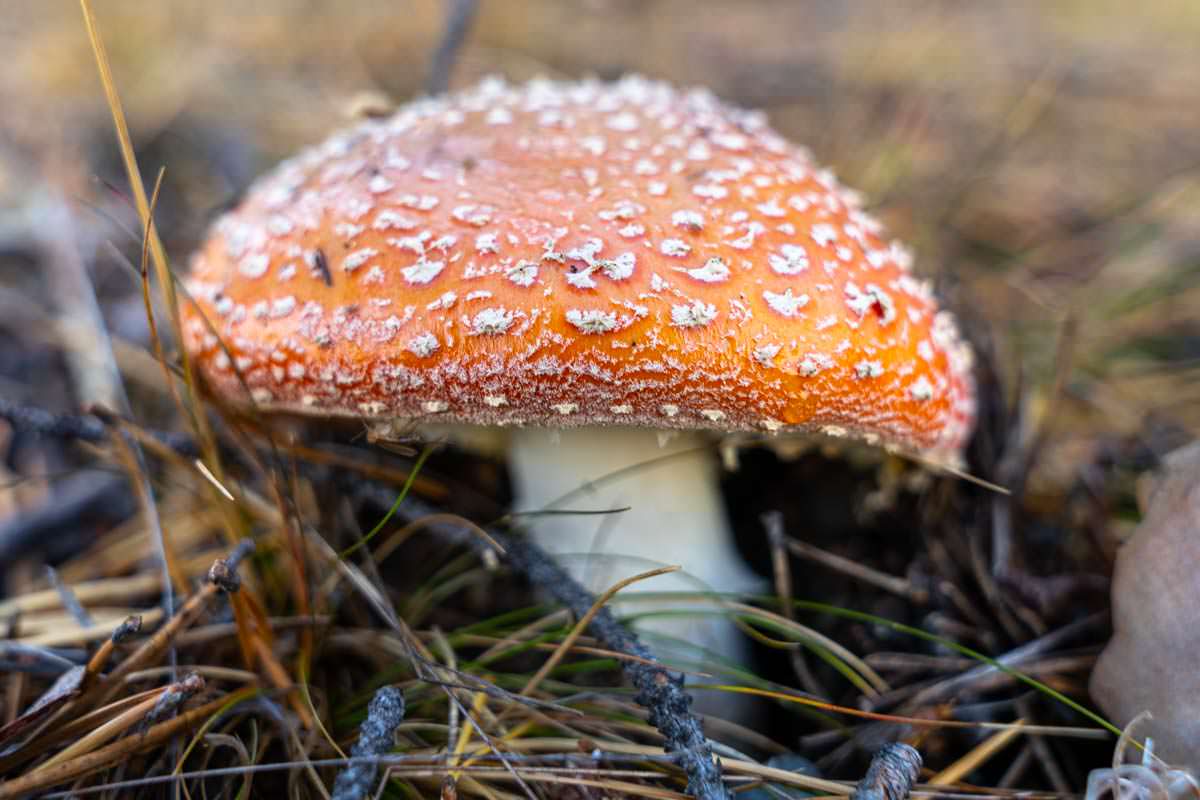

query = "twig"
[762,511,832,697]
[872,612,1106,713]
[36,189,125,413]
[476,528,729,799]
[779,530,928,605]
[1015,695,1071,794]
[0,573,162,620]
[997,744,1034,788]
[426,0,479,95]
[330,685,406,800]
[0,471,134,566]
[0,643,81,676]
[0,666,86,748]
[142,671,206,727]
[297,492,537,799]
[86,542,251,710]
[83,614,143,684]
[928,720,1023,785]
[37,673,206,771]
[0,397,109,445]
[0,396,198,454]
[46,566,93,628]
[519,565,680,699]
[850,744,921,800]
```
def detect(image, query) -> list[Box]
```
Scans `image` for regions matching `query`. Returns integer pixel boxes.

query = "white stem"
[507,426,763,720]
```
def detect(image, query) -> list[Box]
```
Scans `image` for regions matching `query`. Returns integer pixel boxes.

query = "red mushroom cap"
[182,76,975,463]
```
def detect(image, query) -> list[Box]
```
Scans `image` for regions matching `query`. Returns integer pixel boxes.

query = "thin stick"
[928,720,1024,786]
[480,531,731,800]
[83,614,143,684]
[520,565,680,699]
[762,511,829,697]
[784,535,928,605]
[330,685,406,800]
[36,673,205,771]
[850,744,922,800]
[87,543,251,710]
[426,0,479,95]
[45,567,93,629]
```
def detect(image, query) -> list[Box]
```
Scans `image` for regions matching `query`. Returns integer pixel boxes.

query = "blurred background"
[1,0,1198,793]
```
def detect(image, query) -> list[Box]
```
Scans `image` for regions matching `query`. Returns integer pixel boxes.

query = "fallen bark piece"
[1091,441,1200,767]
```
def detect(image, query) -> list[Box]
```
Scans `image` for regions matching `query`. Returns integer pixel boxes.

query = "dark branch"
[850,743,921,800]
[331,685,406,800]
[426,0,479,95]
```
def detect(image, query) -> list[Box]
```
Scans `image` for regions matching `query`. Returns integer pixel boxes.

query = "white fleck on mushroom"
[468,307,517,335]
[401,258,445,285]
[768,244,809,275]
[762,288,810,317]
[671,209,705,231]
[670,300,719,328]
[566,309,620,334]
[683,257,730,283]
[660,238,691,257]
[238,253,270,278]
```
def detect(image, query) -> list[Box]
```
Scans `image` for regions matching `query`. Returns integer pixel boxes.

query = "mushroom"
[1091,441,1200,767]
[180,76,975,706]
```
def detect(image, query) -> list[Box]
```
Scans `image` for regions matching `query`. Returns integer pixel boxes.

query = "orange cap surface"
[183,76,975,462]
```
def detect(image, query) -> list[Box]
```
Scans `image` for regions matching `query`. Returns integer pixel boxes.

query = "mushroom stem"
[507,426,763,719]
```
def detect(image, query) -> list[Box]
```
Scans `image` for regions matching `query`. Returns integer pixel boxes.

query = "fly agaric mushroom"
[182,76,975,692]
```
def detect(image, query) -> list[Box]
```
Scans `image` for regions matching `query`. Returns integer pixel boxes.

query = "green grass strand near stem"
[340,446,435,559]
